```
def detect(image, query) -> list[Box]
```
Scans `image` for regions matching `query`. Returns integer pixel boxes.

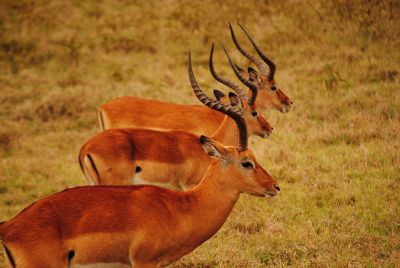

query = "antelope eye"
[251,111,258,117]
[271,85,277,91]
[241,161,254,169]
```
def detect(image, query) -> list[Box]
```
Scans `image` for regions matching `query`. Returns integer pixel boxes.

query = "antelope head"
[229,23,293,113]
[189,51,279,197]
[200,135,280,197]
[209,43,273,138]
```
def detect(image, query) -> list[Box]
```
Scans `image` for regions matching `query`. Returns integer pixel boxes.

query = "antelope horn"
[238,23,276,80]
[229,22,269,76]
[222,46,258,106]
[209,43,248,101]
[188,51,248,151]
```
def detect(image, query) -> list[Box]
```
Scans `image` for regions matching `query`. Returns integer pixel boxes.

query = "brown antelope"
[0,52,280,268]
[79,46,272,188]
[98,27,291,132]
[229,23,293,112]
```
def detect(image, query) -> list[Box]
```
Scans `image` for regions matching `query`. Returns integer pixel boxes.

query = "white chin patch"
[265,193,275,198]
[281,106,288,113]
[263,132,270,138]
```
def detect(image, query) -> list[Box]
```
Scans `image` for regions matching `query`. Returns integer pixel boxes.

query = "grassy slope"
[0,0,399,266]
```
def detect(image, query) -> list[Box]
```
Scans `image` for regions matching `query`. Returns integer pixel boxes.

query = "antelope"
[0,52,280,268]
[79,45,272,188]
[228,23,293,112]
[98,26,291,132]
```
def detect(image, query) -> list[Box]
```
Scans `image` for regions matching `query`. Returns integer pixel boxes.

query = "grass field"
[0,0,399,266]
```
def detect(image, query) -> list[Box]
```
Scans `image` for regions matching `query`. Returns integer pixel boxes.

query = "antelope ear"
[213,89,225,101]
[248,67,260,83]
[199,135,229,160]
[228,92,243,108]
[235,64,245,72]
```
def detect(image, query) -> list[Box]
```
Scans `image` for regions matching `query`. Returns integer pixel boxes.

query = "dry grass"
[0,0,399,267]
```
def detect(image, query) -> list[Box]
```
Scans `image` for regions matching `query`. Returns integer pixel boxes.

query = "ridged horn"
[188,51,248,151]
[238,23,276,80]
[229,22,269,76]
[222,46,258,106]
[209,43,248,101]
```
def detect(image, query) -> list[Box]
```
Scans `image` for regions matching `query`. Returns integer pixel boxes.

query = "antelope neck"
[211,115,240,146]
[182,160,240,242]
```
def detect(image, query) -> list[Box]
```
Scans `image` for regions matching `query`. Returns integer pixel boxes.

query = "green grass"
[1,0,399,266]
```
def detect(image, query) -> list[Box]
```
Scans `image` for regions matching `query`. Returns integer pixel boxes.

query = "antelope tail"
[0,222,4,240]
[81,154,101,185]
[98,109,106,130]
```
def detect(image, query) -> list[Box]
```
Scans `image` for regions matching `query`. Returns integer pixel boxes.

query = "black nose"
[274,185,280,191]
[290,101,293,105]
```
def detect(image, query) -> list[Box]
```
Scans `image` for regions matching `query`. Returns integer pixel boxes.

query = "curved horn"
[188,51,248,151]
[229,22,269,76]
[222,46,258,106]
[238,23,276,80]
[209,43,248,101]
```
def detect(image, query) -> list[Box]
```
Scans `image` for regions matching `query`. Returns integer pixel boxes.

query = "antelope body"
[79,129,209,188]
[0,28,286,268]
[80,46,271,187]
[1,59,280,267]
[99,98,224,133]
[98,25,291,131]
[0,135,279,268]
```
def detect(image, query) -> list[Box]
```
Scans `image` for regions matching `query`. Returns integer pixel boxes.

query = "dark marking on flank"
[4,244,16,267]
[135,166,142,173]
[68,250,75,260]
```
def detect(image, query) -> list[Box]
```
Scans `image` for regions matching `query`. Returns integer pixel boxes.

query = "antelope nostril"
[271,128,273,131]
[274,185,280,191]
[290,101,293,105]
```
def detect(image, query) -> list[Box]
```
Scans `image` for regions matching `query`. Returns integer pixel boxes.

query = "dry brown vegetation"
[0,0,399,267]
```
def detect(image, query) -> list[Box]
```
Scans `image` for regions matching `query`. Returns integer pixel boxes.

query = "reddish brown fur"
[98,82,278,132]
[83,94,272,187]
[262,77,292,110]
[79,129,209,188]
[0,140,279,267]
[99,97,224,132]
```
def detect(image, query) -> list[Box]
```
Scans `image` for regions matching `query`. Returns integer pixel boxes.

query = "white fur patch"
[131,169,180,190]
[265,193,275,198]
[281,106,289,113]
[131,172,146,185]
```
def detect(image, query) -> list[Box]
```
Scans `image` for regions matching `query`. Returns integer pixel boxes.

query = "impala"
[229,23,293,112]
[79,46,272,188]
[98,27,291,132]
[0,52,280,268]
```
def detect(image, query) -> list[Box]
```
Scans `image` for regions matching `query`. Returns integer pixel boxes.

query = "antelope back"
[98,97,224,134]
[79,128,210,189]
